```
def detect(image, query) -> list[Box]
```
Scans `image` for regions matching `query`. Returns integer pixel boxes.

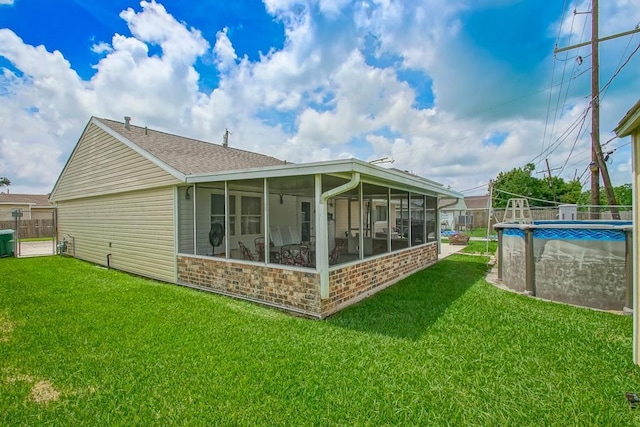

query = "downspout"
[318,172,361,299]
[438,197,461,254]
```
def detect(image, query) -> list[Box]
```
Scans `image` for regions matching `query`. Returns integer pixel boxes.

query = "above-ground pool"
[494,221,633,311]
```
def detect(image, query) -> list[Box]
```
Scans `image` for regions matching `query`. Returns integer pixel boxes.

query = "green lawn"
[1,256,639,425]
[465,228,497,239]
[442,228,496,239]
[461,240,498,255]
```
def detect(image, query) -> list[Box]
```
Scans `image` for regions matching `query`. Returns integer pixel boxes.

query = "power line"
[558,104,590,176]
[547,9,579,160]
[529,103,591,166]
[495,189,563,205]
[459,183,490,193]
[556,7,590,138]
[599,41,640,100]
[542,0,572,158]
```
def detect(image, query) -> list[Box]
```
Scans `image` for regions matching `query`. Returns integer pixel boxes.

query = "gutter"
[439,198,462,210]
[317,173,361,299]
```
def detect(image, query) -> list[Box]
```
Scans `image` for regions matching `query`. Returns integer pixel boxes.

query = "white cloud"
[91,42,113,54]
[0,0,636,196]
[213,28,237,70]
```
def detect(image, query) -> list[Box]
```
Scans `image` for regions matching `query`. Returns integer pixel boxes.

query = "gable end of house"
[50,118,182,202]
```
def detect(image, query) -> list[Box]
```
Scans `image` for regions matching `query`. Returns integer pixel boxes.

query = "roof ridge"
[92,116,286,176]
[95,117,284,161]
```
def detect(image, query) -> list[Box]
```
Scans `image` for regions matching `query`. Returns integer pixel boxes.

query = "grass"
[466,228,497,239]
[442,228,496,239]
[1,256,639,425]
[461,240,498,255]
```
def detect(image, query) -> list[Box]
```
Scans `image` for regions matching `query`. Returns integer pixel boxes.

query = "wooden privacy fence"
[0,219,55,239]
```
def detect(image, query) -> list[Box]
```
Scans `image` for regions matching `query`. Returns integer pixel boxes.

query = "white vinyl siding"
[56,187,176,282]
[51,123,180,201]
[177,186,194,254]
[335,198,360,237]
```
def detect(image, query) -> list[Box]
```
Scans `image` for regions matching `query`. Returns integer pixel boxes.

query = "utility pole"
[545,158,556,202]
[554,2,638,219]
[590,0,601,218]
[486,180,494,255]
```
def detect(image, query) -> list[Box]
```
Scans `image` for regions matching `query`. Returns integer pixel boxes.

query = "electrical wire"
[572,67,591,79]
[601,135,618,147]
[546,9,579,160]
[529,103,591,166]
[495,189,563,205]
[459,183,490,193]
[542,0,571,158]
[557,106,590,176]
[599,41,640,100]
[556,7,590,137]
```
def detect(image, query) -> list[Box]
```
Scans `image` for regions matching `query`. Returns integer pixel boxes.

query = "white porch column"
[315,174,329,298]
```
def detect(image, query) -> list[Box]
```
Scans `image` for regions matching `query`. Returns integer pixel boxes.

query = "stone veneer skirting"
[177,242,438,318]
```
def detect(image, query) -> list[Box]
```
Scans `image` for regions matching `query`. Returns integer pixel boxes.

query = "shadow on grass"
[327,255,488,340]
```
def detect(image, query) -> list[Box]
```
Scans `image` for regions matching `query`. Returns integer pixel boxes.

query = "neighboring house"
[439,198,468,231]
[0,193,55,221]
[50,116,463,318]
[614,98,640,365]
[464,195,490,210]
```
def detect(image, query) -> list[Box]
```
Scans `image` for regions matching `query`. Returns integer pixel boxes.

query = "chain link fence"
[0,210,57,256]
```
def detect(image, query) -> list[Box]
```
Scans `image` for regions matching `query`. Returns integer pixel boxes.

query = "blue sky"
[0,0,638,196]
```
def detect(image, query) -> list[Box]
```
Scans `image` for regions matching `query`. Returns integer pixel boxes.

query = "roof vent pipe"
[223,128,231,148]
[144,126,148,135]
[124,116,131,130]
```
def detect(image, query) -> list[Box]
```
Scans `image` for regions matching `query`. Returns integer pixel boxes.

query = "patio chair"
[254,237,265,261]
[280,244,310,267]
[329,241,345,265]
[238,241,254,261]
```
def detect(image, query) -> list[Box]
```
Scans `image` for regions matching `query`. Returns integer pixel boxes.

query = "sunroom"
[175,158,462,318]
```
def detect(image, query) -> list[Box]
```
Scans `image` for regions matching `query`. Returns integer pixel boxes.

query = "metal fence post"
[496,228,503,281]
[524,227,535,296]
[625,229,633,313]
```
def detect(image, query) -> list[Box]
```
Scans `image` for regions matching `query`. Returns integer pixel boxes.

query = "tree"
[613,183,632,207]
[491,164,582,208]
[577,183,632,208]
[492,164,632,210]
[0,177,10,191]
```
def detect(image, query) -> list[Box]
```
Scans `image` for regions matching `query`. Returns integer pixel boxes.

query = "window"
[211,194,235,236]
[375,205,388,222]
[241,196,261,235]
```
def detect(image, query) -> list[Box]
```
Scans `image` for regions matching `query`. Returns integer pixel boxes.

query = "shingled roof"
[95,117,287,176]
[464,195,490,209]
[0,193,52,207]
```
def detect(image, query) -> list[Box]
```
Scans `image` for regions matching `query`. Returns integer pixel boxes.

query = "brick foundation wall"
[323,243,438,315]
[177,256,321,314]
[177,242,438,318]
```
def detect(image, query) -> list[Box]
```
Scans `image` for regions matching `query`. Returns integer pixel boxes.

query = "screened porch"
[176,172,439,271]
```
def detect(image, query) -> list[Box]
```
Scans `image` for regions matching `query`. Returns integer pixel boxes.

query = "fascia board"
[615,99,640,137]
[187,157,463,199]
[186,159,357,183]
